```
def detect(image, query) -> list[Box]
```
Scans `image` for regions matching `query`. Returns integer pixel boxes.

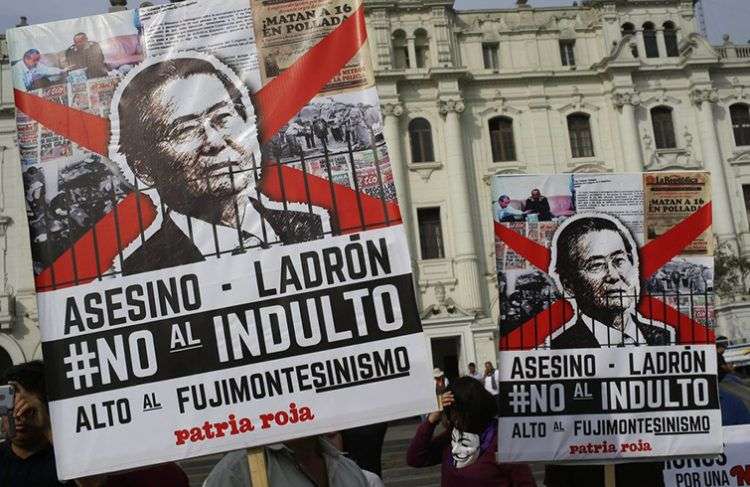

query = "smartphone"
[0,384,15,440]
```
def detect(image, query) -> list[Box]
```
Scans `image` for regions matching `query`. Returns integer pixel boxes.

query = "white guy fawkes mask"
[451,428,481,469]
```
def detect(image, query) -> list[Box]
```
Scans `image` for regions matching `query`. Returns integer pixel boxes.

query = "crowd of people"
[1,356,748,487]
[24,156,129,275]
[264,101,384,163]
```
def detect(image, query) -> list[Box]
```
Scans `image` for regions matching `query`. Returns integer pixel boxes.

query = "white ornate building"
[1,0,750,377]
[366,0,750,377]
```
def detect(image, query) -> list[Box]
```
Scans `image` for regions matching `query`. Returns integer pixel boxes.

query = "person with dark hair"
[524,189,552,221]
[466,362,483,382]
[341,422,389,477]
[113,55,331,275]
[65,33,108,80]
[0,360,64,487]
[407,377,536,486]
[548,214,673,348]
[13,49,67,92]
[1,361,189,487]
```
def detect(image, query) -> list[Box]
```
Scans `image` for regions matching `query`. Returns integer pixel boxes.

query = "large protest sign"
[492,172,721,462]
[663,425,750,487]
[7,0,435,479]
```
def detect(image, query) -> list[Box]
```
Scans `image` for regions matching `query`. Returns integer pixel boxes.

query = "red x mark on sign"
[17,5,400,291]
[495,203,715,350]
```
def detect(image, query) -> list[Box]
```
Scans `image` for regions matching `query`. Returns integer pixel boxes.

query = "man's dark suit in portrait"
[548,214,674,349]
[545,214,673,487]
[65,33,108,79]
[113,55,332,275]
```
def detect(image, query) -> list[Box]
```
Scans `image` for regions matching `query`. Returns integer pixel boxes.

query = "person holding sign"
[407,377,536,486]
[548,214,674,348]
[204,436,374,486]
[112,54,332,275]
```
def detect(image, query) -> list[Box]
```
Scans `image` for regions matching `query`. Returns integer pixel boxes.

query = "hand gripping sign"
[8,0,435,479]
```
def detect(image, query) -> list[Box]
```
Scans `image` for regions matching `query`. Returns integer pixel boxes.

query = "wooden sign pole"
[604,464,616,487]
[247,448,270,487]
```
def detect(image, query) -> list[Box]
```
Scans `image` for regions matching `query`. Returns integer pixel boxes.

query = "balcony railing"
[717,42,750,60]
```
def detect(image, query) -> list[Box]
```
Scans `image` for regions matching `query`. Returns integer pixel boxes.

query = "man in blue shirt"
[12,49,67,92]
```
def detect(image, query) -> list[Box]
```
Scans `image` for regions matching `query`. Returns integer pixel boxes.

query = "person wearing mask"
[483,362,500,397]
[407,377,536,486]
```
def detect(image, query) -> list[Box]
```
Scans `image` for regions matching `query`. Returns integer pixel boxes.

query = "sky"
[1,0,748,44]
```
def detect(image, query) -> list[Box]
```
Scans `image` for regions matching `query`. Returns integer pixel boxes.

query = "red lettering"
[174,429,189,445]
[239,418,254,433]
[275,411,289,426]
[213,422,229,438]
[260,413,275,429]
[202,421,215,439]
[730,465,750,485]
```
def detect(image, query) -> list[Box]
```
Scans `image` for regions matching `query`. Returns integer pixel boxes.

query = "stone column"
[406,36,417,70]
[656,29,668,58]
[612,91,644,173]
[635,29,647,60]
[380,102,415,251]
[440,98,482,311]
[691,88,735,240]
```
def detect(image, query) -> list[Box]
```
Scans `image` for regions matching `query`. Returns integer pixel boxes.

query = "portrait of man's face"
[141,73,258,206]
[559,227,638,315]
[499,197,510,208]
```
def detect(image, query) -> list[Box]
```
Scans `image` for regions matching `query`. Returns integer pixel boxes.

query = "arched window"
[567,113,594,158]
[663,21,679,57]
[409,118,435,162]
[651,106,677,149]
[392,30,409,69]
[415,29,430,68]
[730,103,750,146]
[621,23,638,58]
[643,22,659,58]
[488,117,516,162]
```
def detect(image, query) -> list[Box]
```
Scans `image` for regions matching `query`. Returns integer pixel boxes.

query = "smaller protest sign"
[663,425,750,487]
